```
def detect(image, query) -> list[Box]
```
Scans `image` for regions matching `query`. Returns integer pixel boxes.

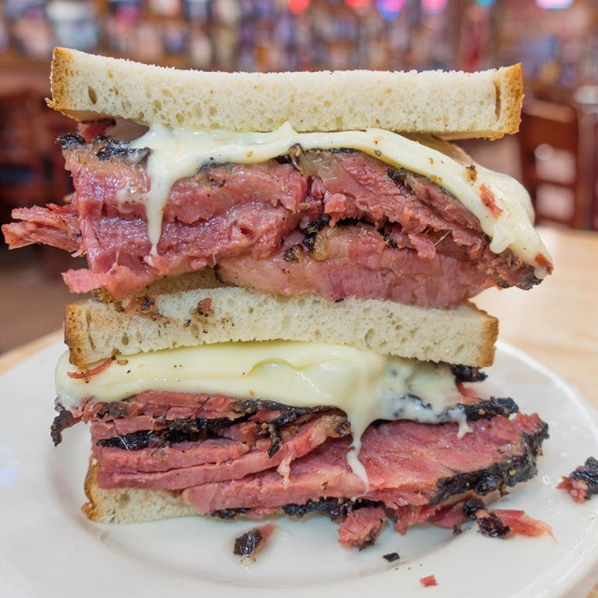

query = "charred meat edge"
[463,497,512,538]
[560,457,598,501]
[431,422,549,504]
[53,394,520,451]
[233,523,276,559]
[209,423,548,521]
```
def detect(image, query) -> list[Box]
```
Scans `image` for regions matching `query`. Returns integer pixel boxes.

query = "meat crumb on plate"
[420,575,438,587]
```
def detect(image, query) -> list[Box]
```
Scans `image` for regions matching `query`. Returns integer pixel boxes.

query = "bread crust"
[84,460,197,523]
[497,63,524,141]
[49,47,523,139]
[64,272,498,369]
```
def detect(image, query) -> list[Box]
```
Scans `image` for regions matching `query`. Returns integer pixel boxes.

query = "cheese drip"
[128,122,552,276]
[56,341,468,487]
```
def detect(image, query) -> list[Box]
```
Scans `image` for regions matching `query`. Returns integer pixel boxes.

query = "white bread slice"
[49,47,523,139]
[84,460,195,523]
[65,271,498,368]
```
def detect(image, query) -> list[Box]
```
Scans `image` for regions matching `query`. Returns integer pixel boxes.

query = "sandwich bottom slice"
[54,329,549,549]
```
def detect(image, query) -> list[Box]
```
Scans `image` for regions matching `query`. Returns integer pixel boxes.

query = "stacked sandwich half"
[3,48,553,548]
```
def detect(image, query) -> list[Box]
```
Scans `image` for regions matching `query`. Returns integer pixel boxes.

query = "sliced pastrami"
[3,146,540,304]
[96,413,348,489]
[183,414,548,513]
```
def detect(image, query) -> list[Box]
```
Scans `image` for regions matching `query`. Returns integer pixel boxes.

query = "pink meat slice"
[183,414,546,513]
[186,439,364,513]
[96,413,346,489]
[90,415,165,441]
[82,391,242,422]
[307,152,480,231]
[65,149,309,223]
[337,506,387,548]
[65,203,300,296]
[491,509,552,537]
[96,438,250,473]
[2,147,540,304]
[3,205,79,252]
[218,225,496,308]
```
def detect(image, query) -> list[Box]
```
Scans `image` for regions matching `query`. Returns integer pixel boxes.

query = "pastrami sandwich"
[3,48,553,548]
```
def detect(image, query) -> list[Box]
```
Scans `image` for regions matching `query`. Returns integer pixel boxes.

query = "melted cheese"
[56,341,468,487]
[128,122,552,276]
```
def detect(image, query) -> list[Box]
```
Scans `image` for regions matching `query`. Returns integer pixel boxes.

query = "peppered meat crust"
[432,422,549,505]
[53,393,522,450]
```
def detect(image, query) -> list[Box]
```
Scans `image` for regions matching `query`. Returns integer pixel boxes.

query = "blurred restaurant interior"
[0,0,597,353]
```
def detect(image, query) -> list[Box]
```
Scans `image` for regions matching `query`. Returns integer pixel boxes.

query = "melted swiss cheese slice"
[126,122,552,276]
[56,341,470,487]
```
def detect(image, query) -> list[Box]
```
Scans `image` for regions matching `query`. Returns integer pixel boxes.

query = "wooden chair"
[0,90,51,221]
[0,90,76,277]
[573,85,598,231]
[518,99,591,229]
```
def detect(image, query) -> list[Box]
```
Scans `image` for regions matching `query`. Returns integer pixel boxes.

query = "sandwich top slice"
[48,47,523,139]
[3,48,552,306]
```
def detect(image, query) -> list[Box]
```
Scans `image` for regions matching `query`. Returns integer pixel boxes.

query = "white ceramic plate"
[1,341,598,598]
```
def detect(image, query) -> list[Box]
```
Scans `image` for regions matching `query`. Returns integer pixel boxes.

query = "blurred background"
[1,0,597,354]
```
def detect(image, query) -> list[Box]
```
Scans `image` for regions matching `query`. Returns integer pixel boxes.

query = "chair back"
[519,99,588,229]
[0,89,50,213]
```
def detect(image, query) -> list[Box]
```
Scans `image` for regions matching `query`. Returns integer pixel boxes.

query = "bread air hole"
[364,328,375,347]
[117,493,130,507]
[87,86,97,104]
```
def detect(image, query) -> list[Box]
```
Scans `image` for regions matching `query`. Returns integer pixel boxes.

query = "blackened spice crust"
[461,397,519,421]
[563,457,598,501]
[463,497,485,518]
[432,422,549,504]
[282,498,352,522]
[233,523,276,559]
[476,512,512,538]
[211,508,251,520]
[234,529,264,558]
[450,364,488,384]
[463,498,511,538]
[94,137,151,164]
[96,413,255,450]
[50,404,79,446]
[57,133,85,150]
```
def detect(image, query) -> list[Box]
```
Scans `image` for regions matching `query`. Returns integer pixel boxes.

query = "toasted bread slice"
[84,460,195,523]
[65,271,498,368]
[49,47,523,139]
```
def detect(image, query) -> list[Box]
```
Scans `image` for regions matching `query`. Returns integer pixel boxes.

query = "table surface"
[0,225,597,596]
